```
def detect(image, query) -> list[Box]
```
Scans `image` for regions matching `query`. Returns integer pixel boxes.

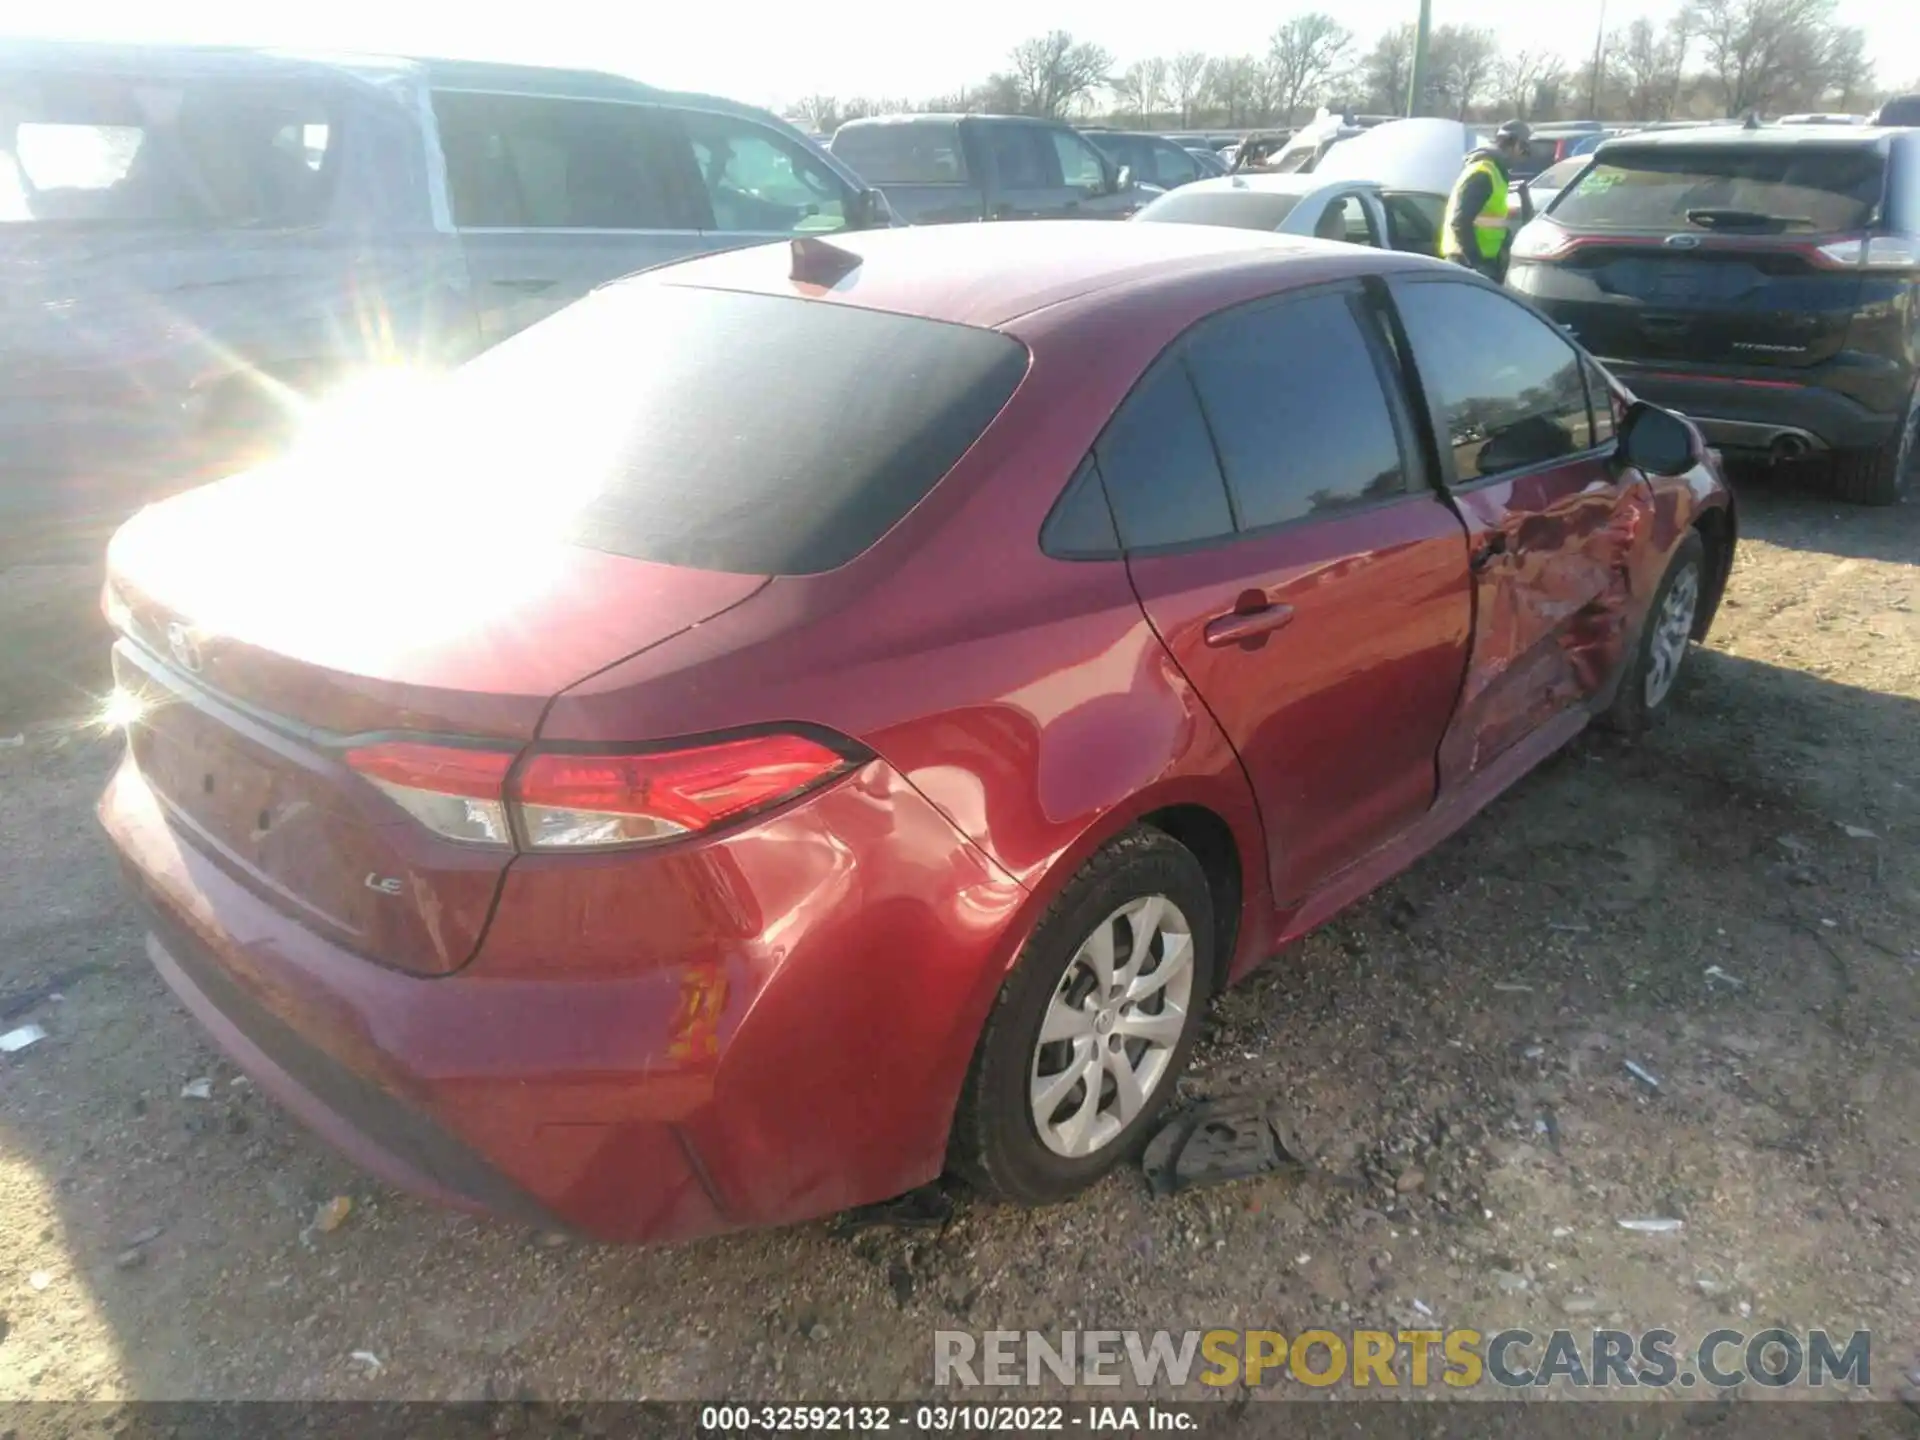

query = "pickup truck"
[829,113,1151,224]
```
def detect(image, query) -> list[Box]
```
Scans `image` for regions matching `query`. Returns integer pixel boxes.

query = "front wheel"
[948,827,1215,1206]
[1600,529,1705,736]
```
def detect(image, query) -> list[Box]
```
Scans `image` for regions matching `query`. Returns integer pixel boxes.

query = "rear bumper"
[99,745,1026,1243]
[1605,364,1911,455]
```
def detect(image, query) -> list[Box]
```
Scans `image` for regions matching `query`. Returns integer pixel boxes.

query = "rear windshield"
[831,123,969,185]
[1136,189,1302,230]
[1550,145,1886,232]
[336,283,1028,575]
[1,72,337,228]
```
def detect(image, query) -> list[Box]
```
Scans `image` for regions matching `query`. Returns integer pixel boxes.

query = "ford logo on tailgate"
[1664,234,1702,248]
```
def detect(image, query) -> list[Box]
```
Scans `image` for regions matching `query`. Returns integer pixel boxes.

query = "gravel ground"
[1,467,1917,1404]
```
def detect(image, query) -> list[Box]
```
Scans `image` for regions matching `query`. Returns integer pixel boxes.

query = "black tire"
[1830,389,1918,507]
[1600,529,1706,737]
[949,826,1216,1206]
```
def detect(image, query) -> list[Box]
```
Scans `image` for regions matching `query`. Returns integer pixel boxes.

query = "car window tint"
[1094,361,1234,549]
[1184,291,1408,529]
[677,110,851,234]
[353,283,1029,574]
[1040,455,1121,559]
[982,125,1052,189]
[1392,280,1596,483]
[6,74,336,229]
[1382,193,1441,252]
[433,92,684,230]
[1551,145,1885,232]
[1582,358,1618,447]
[1136,188,1304,230]
[1151,141,1198,186]
[830,122,968,184]
[1050,130,1107,191]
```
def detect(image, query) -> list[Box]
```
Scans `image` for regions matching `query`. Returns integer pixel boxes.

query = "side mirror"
[1617,400,1698,477]
[849,186,895,229]
[1113,165,1133,195]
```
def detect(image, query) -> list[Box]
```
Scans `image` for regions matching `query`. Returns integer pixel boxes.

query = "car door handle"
[493,277,558,293]
[1470,531,1511,571]
[1204,603,1295,648]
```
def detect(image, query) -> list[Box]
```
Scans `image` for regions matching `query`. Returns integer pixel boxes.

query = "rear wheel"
[949,827,1215,1206]
[1829,388,1918,507]
[1600,529,1705,736]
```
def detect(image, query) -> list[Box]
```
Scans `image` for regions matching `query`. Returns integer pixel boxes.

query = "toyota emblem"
[166,621,205,674]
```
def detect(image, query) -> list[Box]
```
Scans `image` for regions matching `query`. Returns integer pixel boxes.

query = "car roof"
[0,37,781,128]
[1167,173,1357,198]
[1600,123,1902,150]
[637,219,1429,331]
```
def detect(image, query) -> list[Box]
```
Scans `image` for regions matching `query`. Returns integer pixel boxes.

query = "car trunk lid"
[106,475,768,976]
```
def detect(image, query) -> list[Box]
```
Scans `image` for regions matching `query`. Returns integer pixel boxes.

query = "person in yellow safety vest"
[1441,119,1534,283]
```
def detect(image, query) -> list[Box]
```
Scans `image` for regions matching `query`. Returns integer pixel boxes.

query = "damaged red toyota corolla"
[98,222,1735,1242]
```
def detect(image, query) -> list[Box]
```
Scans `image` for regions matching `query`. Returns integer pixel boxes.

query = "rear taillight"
[345,741,516,845]
[1510,220,1576,261]
[1809,234,1919,270]
[346,732,863,851]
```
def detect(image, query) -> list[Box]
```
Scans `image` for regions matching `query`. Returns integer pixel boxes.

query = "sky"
[5,0,1914,115]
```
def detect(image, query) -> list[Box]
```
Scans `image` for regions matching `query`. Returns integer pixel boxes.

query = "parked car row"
[828,113,1156,224]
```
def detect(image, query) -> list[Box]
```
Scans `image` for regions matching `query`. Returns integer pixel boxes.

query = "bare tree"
[1494,49,1559,119]
[1611,19,1666,118]
[1687,0,1859,116]
[1111,58,1170,119]
[1007,31,1114,118]
[1204,55,1267,126]
[1362,25,1416,115]
[794,96,842,133]
[1169,51,1211,124]
[1429,25,1500,121]
[1267,14,1354,126]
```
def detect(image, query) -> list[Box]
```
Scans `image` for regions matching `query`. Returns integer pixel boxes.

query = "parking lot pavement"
[1,471,1917,1402]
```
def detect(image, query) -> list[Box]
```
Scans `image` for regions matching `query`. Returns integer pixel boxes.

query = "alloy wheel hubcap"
[1030,895,1195,1159]
[1644,562,1700,709]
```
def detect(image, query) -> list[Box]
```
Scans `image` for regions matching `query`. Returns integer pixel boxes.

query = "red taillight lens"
[345,733,863,850]
[514,733,858,850]
[345,741,515,846]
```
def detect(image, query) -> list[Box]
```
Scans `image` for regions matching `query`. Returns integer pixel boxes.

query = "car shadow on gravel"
[1727,459,1920,566]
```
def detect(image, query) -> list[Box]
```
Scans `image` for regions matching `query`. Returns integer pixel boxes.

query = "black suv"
[1509,124,1919,503]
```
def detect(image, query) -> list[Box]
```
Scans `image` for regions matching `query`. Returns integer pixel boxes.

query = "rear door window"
[830,122,968,184]
[1148,141,1201,187]
[1550,145,1887,233]
[1381,192,1442,252]
[1049,129,1108,193]
[1093,361,1235,550]
[3,73,336,228]
[981,125,1056,190]
[431,91,690,230]
[1183,290,1410,529]
[1390,279,1600,483]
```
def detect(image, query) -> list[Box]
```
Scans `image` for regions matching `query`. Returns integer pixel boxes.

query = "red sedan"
[98,222,1735,1243]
